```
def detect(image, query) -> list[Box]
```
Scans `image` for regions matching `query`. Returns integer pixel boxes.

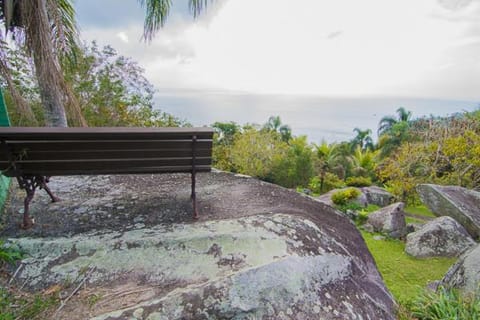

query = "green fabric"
[0,88,10,127]
[0,88,10,213]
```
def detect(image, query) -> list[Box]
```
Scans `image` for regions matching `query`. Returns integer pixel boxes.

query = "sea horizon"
[154,89,479,143]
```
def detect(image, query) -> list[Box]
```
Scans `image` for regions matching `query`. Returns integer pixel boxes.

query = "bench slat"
[0,127,214,141]
[0,149,212,162]
[3,140,212,153]
[2,165,212,177]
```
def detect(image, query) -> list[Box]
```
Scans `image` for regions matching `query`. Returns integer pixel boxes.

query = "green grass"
[0,288,59,320]
[405,217,425,225]
[361,231,456,305]
[405,205,435,218]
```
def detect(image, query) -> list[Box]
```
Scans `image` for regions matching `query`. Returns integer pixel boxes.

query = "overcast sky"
[75,0,480,141]
[76,0,480,99]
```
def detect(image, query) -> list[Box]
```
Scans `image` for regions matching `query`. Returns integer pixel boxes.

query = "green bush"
[336,202,363,214]
[407,287,480,320]
[309,173,344,194]
[331,188,361,206]
[346,176,372,187]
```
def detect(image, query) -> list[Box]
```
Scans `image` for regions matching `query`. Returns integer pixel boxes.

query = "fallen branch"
[8,262,24,285]
[55,267,96,315]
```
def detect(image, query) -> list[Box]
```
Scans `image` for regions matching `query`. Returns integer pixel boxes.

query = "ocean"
[155,89,478,143]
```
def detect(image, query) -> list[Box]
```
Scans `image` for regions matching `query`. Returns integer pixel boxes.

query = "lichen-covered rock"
[317,186,393,209]
[441,244,480,295]
[417,184,480,239]
[364,202,406,238]
[405,216,475,258]
[12,213,395,320]
[4,173,396,319]
[360,186,394,207]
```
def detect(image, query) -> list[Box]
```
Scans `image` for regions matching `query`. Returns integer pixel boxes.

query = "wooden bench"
[0,127,214,228]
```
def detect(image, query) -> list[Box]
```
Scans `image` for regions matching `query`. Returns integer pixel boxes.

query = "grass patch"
[408,287,480,320]
[361,231,456,305]
[0,287,59,320]
[405,205,435,218]
[405,217,425,225]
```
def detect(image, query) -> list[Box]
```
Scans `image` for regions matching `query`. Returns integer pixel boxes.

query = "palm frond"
[46,0,79,60]
[139,0,172,42]
[189,0,209,18]
[378,116,397,135]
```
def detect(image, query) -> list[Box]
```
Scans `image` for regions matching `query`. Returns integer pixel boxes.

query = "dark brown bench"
[0,127,214,228]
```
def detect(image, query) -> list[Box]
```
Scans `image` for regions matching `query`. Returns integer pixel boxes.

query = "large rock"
[3,173,396,320]
[360,186,394,207]
[317,186,393,208]
[417,184,480,239]
[441,244,480,295]
[316,188,367,208]
[364,202,406,238]
[405,216,476,258]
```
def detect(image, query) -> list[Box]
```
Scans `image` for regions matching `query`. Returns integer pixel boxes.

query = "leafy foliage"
[308,172,344,194]
[3,41,186,127]
[331,188,360,206]
[346,176,372,187]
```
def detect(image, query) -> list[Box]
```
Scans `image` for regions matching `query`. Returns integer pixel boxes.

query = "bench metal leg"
[191,172,198,219]
[191,134,199,219]
[16,175,59,229]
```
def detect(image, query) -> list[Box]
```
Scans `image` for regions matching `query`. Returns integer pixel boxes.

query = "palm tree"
[264,115,292,142]
[350,145,375,178]
[314,141,341,192]
[378,107,412,136]
[351,128,374,151]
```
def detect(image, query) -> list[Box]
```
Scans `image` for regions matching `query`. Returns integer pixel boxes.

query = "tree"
[313,141,341,192]
[263,115,292,142]
[378,107,412,136]
[62,42,186,127]
[350,146,376,178]
[230,128,288,179]
[271,136,314,188]
[351,128,374,151]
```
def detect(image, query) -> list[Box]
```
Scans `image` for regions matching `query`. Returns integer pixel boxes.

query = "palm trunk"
[23,0,68,127]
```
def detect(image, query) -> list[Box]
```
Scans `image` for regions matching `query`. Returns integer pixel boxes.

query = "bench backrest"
[0,127,214,177]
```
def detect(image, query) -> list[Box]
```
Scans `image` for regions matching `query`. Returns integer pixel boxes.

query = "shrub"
[331,188,361,206]
[346,176,372,187]
[407,287,480,320]
[309,173,344,194]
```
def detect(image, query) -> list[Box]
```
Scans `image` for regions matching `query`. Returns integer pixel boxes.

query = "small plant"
[356,209,370,225]
[331,188,361,206]
[0,240,23,265]
[408,287,480,320]
[308,173,344,194]
[345,176,372,187]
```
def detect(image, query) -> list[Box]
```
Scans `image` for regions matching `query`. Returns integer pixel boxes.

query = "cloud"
[76,0,480,100]
[116,32,129,43]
